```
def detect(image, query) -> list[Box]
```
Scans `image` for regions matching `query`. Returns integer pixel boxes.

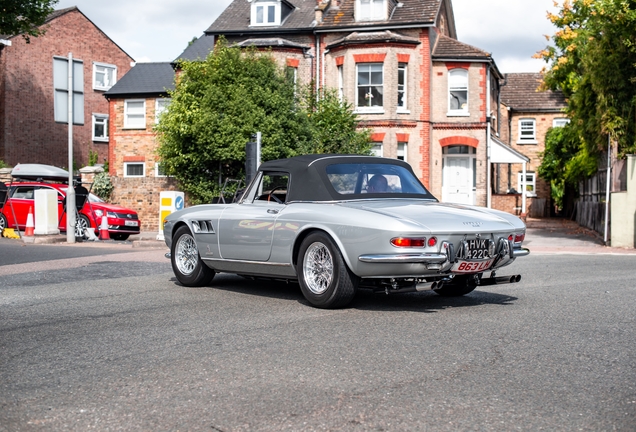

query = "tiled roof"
[320,0,443,29]
[104,63,175,97]
[206,0,444,33]
[235,38,311,49]
[501,73,566,112]
[326,30,420,49]
[432,34,490,60]
[175,35,215,62]
[206,0,317,33]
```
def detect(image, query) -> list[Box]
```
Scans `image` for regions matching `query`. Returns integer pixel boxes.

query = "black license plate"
[465,238,489,259]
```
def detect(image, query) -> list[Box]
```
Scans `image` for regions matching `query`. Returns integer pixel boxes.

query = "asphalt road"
[1,247,635,431]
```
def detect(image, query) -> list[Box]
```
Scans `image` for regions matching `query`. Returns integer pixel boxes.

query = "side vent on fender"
[192,220,215,234]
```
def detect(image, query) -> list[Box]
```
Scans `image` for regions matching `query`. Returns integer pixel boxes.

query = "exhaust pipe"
[479,274,521,286]
[383,280,445,294]
[416,280,444,292]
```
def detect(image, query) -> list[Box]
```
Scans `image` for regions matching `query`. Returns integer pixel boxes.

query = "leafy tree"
[0,0,58,42]
[156,39,370,204]
[536,0,636,180]
[300,86,371,155]
[156,41,310,204]
[538,124,595,213]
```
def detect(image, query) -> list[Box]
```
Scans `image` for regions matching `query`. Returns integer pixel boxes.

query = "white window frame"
[337,65,344,101]
[154,162,168,178]
[93,62,117,91]
[397,142,407,162]
[124,99,146,129]
[155,98,170,124]
[251,0,280,26]
[448,69,469,116]
[124,162,145,178]
[92,114,108,142]
[397,63,408,113]
[518,172,537,197]
[356,63,384,113]
[553,118,570,127]
[370,143,383,157]
[518,118,537,143]
[356,0,387,21]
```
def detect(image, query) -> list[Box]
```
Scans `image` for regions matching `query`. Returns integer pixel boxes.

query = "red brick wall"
[0,9,133,168]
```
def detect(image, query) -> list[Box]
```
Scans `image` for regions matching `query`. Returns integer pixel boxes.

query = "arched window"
[448,69,468,115]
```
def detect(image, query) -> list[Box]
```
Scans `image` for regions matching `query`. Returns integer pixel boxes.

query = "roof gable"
[1,6,133,61]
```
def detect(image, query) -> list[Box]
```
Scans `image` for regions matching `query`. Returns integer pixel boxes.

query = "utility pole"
[66,52,76,244]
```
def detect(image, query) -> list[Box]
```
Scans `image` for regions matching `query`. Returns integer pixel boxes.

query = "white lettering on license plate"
[465,238,489,259]
[124,220,138,226]
[451,258,495,274]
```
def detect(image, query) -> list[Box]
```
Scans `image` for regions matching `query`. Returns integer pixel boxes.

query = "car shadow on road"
[170,274,518,313]
[351,289,518,313]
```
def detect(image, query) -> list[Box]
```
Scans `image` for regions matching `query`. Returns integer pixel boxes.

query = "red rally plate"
[451,258,495,274]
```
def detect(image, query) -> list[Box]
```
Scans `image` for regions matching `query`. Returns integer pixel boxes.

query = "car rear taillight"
[427,237,437,247]
[391,237,426,248]
[508,233,525,244]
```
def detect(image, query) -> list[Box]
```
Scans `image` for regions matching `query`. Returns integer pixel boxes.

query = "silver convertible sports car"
[164,155,529,308]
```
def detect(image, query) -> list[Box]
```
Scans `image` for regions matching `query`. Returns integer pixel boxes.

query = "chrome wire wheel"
[302,242,334,295]
[175,233,198,276]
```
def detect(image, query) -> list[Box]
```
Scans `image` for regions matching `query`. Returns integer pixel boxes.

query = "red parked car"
[0,164,140,240]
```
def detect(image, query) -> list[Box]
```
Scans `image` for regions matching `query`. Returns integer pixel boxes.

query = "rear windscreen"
[325,163,431,197]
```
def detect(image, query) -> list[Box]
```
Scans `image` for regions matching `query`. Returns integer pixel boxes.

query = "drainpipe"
[486,64,492,209]
[315,34,321,97]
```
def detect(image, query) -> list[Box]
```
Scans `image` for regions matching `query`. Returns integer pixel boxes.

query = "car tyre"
[171,225,215,287]
[75,214,91,240]
[0,213,7,232]
[433,275,478,297]
[111,233,130,241]
[297,231,358,308]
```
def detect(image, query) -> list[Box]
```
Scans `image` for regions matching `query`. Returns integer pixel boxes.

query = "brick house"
[0,6,133,168]
[499,73,567,216]
[204,0,525,208]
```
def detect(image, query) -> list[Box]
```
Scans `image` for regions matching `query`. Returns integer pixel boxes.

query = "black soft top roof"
[258,154,431,202]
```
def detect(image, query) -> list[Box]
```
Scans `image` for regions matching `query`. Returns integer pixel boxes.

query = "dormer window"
[356,0,387,21]
[251,0,281,26]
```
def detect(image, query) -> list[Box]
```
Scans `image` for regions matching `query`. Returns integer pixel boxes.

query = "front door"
[443,156,473,205]
[218,202,282,261]
[218,171,289,262]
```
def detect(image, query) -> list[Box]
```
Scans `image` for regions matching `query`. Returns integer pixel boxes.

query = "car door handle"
[267,209,279,214]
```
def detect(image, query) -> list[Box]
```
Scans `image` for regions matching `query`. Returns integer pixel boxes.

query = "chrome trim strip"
[201,257,292,267]
[358,253,448,264]
[512,248,530,257]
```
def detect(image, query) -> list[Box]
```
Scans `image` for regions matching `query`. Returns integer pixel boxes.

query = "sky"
[54,0,559,73]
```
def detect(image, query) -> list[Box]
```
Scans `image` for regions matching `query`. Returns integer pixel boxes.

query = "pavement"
[524,217,636,255]
[2,217,636,255]
[3,230,169,249]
